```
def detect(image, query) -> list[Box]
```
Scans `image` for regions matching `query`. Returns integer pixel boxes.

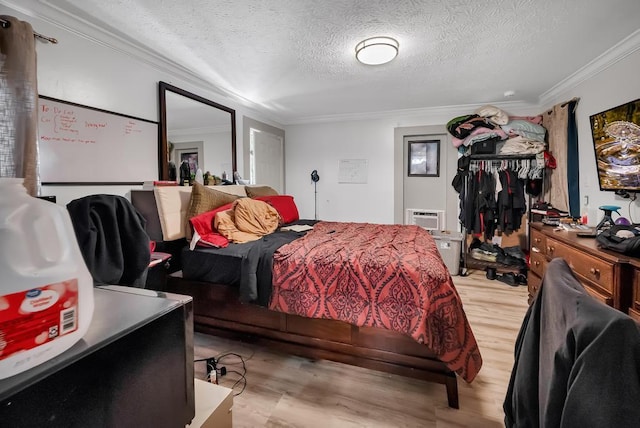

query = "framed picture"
[408,139,440,177]
[180,151,199,175]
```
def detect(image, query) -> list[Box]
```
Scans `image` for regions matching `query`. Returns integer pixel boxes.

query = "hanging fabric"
[566,99,580,217]
[0,15,39,195]
[543,98,579,214]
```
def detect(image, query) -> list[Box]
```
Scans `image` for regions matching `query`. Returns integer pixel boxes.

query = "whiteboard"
[338,159,368,184]
[38,96,158,184]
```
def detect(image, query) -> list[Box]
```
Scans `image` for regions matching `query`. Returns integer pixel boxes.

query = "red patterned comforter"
[269,221,482,382]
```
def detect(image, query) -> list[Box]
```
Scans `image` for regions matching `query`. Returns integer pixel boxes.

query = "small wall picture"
[408,139,440,177]
[180,152,199,175]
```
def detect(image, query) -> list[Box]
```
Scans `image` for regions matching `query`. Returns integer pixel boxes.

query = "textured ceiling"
[19,0,640,122]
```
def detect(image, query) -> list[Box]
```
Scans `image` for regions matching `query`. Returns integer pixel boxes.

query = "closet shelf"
[469,153,537,160]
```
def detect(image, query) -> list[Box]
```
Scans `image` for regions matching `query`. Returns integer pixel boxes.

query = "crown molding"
[5,0,635,126]
[539,29,640,107]
[283,100,540,126]
[1,0,283,120]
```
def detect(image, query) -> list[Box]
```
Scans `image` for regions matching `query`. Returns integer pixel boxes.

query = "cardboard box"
[187,379,233,428]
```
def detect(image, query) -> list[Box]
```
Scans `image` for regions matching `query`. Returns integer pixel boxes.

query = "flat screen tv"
[590,98,640,194]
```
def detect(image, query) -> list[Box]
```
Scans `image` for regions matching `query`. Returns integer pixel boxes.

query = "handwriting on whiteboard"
[39,102,142,143]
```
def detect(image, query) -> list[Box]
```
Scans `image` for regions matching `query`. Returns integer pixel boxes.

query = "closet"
[457,153,542,278]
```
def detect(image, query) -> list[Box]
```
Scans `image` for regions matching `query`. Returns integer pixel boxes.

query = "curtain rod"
[561,97,580,108]
[0,17,58,44]
[546,97,580,114]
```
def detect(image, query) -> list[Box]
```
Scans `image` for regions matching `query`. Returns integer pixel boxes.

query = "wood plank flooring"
[193,270,529,427]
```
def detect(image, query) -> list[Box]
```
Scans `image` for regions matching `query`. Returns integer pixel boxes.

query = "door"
[403,134,448,227]
[250,128,284,193]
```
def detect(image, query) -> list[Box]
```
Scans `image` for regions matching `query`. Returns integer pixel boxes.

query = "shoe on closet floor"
[471,248,497,262]
[497,272,518,286]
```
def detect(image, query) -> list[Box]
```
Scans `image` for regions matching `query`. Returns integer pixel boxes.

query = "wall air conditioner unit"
[406,209,446,232]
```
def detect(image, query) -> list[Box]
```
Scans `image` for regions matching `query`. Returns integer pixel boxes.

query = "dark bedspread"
[182,220,316,305]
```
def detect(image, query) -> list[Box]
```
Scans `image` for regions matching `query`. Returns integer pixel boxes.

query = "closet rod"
[0,17,58,44]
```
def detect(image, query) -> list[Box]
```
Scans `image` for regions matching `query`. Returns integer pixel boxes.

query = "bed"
[136,185,482,408]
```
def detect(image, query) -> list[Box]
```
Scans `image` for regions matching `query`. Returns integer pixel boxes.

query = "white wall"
[285,119,396,223]
[285,105,540,224]
[542,48,640,225]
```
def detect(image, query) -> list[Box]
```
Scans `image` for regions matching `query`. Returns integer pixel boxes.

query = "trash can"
[431,231,464,276]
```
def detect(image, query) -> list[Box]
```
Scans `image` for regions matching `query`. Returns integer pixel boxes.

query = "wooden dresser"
[529,222,637,319]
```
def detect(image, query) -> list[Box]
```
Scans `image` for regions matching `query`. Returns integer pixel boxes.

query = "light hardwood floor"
[193,270,530,427]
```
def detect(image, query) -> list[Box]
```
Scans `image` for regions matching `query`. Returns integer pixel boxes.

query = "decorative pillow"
[188,202,233,249]
[185,182,240,240]
[245,185,279,198]
[255,195,300,224]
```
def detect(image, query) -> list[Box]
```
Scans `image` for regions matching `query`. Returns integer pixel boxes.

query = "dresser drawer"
[634,269,640,304]
[583,284,614,307]
[529,251,546,278]
[530,228,547,254]
[545,238,615,294]
[528,272,542,304]
[629,307,640,323]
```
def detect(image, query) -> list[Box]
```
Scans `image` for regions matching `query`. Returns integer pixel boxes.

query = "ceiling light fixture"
[355,36,399,65]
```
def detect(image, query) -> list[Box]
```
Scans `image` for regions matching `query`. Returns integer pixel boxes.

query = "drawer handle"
[533,261,540,267]
[547,245,555,253]
[590,267,600,276]
[534,238,541,243]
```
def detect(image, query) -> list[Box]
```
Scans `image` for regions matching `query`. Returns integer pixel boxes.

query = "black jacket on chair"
[504,258,640,427]
[67,194,150,287]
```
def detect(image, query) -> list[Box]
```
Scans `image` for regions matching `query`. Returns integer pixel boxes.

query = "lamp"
[355,36,399,65]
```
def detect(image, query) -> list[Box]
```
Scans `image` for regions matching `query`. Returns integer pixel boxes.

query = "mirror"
[158,81,236,182]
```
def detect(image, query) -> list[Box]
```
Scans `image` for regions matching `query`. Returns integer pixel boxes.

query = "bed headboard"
[153,185,248,241]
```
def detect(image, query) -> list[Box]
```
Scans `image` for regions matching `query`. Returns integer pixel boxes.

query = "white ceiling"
[11,0,640,123]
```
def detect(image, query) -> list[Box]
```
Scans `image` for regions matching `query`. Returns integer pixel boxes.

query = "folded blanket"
[215,198,279,243]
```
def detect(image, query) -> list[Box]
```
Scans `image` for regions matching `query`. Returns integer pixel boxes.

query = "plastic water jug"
[0,178,94,379]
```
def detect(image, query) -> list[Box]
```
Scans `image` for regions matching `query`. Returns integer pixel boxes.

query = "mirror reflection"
[159,82,236,182]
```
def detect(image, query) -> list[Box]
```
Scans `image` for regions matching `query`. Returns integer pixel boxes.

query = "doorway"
[394,125,457,230]
[250,128,284,193]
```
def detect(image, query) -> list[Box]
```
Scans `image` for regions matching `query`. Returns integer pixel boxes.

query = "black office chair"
[67,194,150,287]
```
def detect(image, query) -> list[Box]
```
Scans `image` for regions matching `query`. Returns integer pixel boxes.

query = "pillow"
[501,120,546,142]
[245,185,279,198]
[185,182,240,240]
[475,105,509,125]
[255,195,300,224]
[188,202,233,249]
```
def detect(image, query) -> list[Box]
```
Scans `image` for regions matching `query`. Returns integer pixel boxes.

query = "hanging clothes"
[462,168,497,240]
[497,169,526,233]
[455,157,539,239]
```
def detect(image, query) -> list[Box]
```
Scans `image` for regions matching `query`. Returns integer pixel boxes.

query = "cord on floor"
[194,352,248,396]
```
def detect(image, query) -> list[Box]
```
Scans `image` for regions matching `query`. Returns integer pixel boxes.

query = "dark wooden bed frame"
[130,190,459,407]
[165,272,459,408]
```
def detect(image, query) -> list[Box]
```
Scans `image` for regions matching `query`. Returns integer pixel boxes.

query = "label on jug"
[0,279,79,361]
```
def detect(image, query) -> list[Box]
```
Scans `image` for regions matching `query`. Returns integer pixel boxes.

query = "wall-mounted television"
[590,98,640,194]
